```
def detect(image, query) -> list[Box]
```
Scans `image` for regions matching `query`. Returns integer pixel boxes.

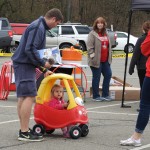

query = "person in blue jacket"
[11,8,63,142]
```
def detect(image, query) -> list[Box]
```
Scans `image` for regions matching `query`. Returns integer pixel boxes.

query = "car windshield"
[51,27,58,34]
[47,30,58,37]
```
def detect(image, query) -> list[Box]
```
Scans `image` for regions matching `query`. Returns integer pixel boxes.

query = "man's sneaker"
[102,96,113,101]
[120,137,142,147]
[18,129,43,138]
[92,97,104,102]
[18,130,44,142]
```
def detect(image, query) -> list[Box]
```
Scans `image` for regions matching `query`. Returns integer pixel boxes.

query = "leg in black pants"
[137,69,146,91]
[137,69,146,111]
[137,69,146,98]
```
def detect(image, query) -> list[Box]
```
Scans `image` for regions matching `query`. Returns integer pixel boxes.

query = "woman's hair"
[93,17,107,35]
[51,84,64,99]
[142,21,150,33]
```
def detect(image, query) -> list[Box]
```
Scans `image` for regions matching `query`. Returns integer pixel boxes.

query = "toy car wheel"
[33,124,45,135]
[69,126,81,139]
[79,124,89,137]
[46,129,55,134]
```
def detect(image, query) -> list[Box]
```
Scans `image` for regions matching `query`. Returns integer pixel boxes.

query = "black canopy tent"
[132,0,150,10]
[121,0,150,107]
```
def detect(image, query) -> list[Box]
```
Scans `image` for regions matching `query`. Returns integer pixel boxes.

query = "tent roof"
[132,0,150,11]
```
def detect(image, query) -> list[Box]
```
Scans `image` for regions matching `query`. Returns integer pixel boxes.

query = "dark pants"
[135,76,150,133]
[137,69,146,90]
[137,68,146,103]
[90,61,112,99]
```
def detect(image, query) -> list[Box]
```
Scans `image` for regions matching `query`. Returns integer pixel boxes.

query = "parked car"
[0,17,13,52]
[10,23,29,35]
[46,30,79,49]
[11,30,79,53]
[112,31,138,53]
[51,23,90,51]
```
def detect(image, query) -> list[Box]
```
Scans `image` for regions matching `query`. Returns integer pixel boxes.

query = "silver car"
[10,30,79,53]
[46,30,79,49]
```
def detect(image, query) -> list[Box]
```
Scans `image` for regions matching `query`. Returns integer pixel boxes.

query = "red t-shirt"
[98,33,109,62]
[141,31,150,77]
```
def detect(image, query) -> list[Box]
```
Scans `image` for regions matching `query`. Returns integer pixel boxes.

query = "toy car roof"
[36,73,82,110]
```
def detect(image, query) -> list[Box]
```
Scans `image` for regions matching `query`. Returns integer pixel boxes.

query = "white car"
[46,30,79,49]
[112,31,138,52]
[51,23,90,51]
[11,30,79,53]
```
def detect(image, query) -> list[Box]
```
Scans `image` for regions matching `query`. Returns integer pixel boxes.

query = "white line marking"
[0,119,19,125]
[0,105,16,108]
[130,144,150,150]
[0,117,33,125]
[87,101,139,110]
[8,94,16,97]
[88,111,138,116]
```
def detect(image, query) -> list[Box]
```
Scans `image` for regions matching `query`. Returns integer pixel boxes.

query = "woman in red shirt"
[87,17,112,101]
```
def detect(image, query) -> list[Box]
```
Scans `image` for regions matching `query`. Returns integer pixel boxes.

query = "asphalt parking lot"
[0,56,150,150]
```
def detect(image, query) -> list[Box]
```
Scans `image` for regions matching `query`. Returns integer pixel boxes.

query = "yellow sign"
[0,53,13,57]
[112,53,132,58]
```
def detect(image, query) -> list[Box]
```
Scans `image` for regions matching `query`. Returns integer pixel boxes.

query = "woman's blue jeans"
[135,76,150,134]
[90,61,112,99]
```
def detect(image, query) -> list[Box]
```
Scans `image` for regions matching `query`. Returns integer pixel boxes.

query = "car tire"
[124,44,134,53]
[59,44,72,49]
[9,43,19,53]
[79,42,86,51]
[128,44,134,53]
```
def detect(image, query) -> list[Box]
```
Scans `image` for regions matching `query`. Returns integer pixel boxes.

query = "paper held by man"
[39,47,62,64]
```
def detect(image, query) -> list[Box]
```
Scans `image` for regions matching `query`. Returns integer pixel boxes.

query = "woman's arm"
[87,32,95,58]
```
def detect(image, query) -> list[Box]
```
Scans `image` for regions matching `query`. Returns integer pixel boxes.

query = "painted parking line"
[130,144,150,150]
[8,94,16,97]
[87,101,139,110]
[0,119,19,125]
[0,105,16,108]
[88,111,138,116]
[0,117,33,125]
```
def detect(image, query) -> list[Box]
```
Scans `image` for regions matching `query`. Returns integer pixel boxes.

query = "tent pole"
[121,10,133,108]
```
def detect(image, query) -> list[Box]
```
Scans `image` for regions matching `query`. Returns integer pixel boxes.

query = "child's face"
[53,87,63,100]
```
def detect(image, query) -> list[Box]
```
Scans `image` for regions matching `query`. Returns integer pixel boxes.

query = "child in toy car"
[33,73,89,139]
[49,84,71,138]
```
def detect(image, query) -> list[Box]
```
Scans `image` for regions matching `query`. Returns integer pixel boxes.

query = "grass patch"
[112,50,125,54]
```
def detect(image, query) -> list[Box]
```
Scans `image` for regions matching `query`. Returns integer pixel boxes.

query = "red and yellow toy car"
[33,73,89,139]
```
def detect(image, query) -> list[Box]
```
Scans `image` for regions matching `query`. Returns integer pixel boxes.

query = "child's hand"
[63,103,68,108]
